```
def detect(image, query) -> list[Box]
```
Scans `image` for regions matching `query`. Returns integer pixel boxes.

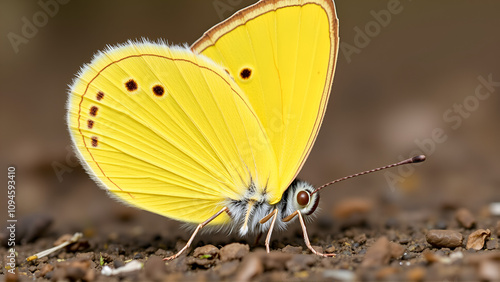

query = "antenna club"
[411,155,426,163]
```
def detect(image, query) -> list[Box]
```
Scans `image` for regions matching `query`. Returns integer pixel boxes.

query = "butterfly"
[67,0,425,260]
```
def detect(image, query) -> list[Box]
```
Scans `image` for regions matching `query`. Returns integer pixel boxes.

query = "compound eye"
[297,191,310,206]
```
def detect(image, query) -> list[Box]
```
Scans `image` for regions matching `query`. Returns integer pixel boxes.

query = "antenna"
[311,155,426,195]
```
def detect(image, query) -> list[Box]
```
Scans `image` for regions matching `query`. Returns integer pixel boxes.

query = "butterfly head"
[289,180,320,216]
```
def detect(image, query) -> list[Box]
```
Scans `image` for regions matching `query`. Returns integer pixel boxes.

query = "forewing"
[67,41,278,224]
[192,0,339,204]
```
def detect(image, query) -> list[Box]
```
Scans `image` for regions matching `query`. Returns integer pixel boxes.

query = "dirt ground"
[1,170,499,281]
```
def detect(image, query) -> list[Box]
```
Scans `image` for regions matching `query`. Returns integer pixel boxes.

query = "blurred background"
[1,0,499,242]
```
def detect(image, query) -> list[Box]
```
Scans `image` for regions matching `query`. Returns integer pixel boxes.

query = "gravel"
[1,200,499,281]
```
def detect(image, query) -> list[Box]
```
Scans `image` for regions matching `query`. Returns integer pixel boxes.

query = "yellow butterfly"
[67,0,424,260]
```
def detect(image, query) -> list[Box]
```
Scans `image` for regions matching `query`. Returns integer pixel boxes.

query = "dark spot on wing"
[240,68,252,80]
[89,106,98,117]
[152,85,165,97]
[96,91,104,101]
[91,136,98,147]
[125,79,138,92]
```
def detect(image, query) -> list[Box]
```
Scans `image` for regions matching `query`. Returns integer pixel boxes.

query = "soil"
[1,185,499,281]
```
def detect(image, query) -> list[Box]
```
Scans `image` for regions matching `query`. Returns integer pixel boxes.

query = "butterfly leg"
[297,212,335,258]
[259,209,278,253]
[163,206,229,261]
[282,210,335,257]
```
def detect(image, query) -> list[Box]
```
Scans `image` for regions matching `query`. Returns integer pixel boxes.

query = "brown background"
[1,0,499,239]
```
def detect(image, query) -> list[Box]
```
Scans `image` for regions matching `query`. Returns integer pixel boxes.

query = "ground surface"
[1,191,499,281]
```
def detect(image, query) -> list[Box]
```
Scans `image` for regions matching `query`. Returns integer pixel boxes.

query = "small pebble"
[402,252,417,260]
[193,244,219,259]
[407,242,426,252]
[220,243,249,261]
[425,230,463,248]
[455,208,475,229]
[361,236,391,267]
[38,264,54,278]
[398,236,411,244]
[466,229,491,250]
[325,245,336,253]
